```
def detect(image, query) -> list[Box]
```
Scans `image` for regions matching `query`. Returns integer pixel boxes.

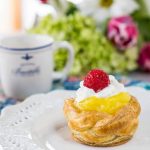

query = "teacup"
[0,34,74,100]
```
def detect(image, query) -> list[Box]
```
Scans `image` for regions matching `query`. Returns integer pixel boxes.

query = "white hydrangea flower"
[68,0,139,23]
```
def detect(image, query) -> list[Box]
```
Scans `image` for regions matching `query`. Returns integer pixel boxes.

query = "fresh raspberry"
[83,69,110,92]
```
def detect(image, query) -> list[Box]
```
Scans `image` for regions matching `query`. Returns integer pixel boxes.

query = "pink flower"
[39,0,48,4]
[108,16,138,50]
[138,43,150,71]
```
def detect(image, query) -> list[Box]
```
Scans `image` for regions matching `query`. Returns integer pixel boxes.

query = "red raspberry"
[83,69,110,92]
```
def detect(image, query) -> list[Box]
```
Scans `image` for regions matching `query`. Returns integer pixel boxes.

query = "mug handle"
[52,41,74,80]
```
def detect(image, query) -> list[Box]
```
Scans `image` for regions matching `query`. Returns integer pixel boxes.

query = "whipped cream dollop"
[76,75,126,102]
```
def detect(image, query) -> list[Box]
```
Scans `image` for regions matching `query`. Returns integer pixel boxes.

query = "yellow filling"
[77,92,130,114]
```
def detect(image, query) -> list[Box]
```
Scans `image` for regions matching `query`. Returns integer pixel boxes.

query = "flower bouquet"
[30,0,150,76]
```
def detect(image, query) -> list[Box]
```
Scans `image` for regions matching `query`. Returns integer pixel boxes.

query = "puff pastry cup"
[63,96,141,147]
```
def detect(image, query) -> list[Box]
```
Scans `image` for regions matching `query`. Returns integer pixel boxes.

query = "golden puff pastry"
[63,96,141,147]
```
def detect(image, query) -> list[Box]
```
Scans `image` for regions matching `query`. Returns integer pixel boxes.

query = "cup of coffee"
[0,34,74,99]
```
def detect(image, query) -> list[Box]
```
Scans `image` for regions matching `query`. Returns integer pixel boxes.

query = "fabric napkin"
[0,76,149,112]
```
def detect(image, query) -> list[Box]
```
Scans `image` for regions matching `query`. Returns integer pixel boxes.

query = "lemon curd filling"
[77,92,130,114]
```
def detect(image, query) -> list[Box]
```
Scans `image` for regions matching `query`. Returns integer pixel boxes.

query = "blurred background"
[0,0,150,82]
[0,0,149,109]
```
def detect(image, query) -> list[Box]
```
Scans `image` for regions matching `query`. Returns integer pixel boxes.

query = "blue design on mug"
[15,66,40,76]
[13,63,40,77]
[22,54,33,61]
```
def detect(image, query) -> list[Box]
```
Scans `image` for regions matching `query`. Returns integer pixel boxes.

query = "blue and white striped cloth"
[0,76,150,112]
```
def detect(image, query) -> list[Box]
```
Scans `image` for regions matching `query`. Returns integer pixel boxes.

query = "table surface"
[128,72,150,82]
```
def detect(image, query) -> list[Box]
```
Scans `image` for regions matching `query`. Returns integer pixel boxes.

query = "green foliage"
[65,2,78,16]
[133,16,150,44]
[30,13,138,76]
[133,0,149,18]
[132,0,150,44]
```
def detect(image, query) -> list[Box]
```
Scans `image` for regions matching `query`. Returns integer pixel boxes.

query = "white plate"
[0,87,150,150]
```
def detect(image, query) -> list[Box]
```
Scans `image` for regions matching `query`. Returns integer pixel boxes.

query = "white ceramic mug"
[0,34,74,100]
